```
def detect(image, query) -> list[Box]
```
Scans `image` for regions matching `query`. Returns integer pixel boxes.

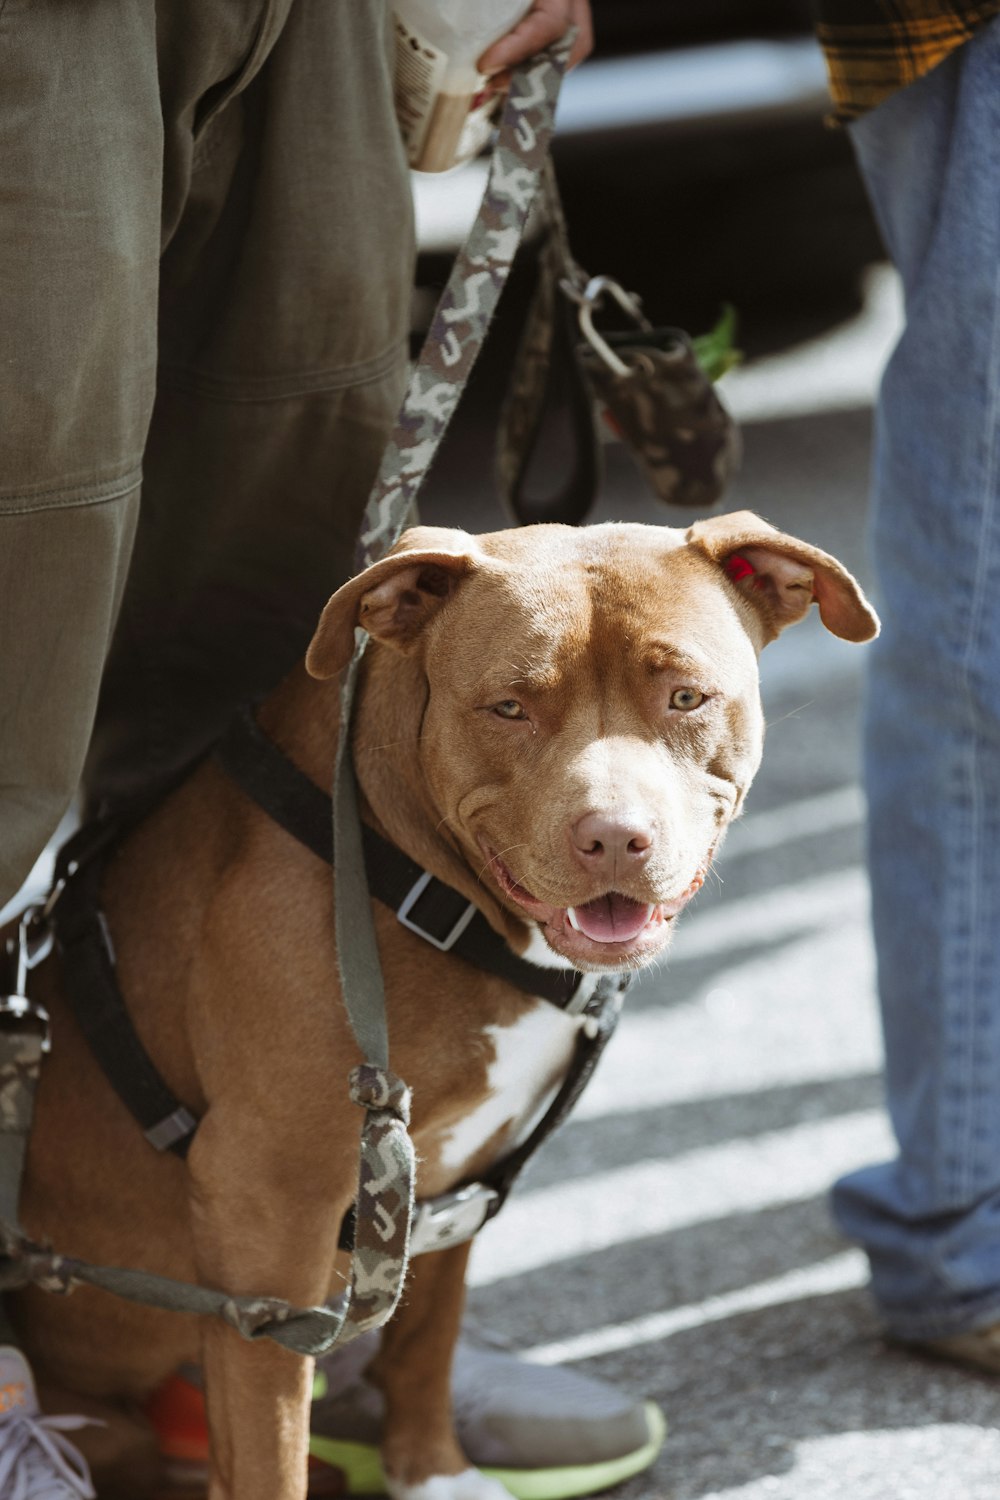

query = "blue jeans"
[831,19,1000,1341]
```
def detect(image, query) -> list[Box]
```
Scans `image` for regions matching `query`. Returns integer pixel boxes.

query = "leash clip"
[562,275,651,378]
[0,909,53,1053]
[18,905,55,974]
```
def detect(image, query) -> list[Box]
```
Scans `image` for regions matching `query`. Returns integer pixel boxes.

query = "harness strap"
[53,855,197,1158]
[482,978,627,1212]
[0,1236,351,1355]
[214,708,584,1009]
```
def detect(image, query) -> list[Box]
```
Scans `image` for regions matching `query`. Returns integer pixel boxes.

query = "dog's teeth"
[567,907,582,932]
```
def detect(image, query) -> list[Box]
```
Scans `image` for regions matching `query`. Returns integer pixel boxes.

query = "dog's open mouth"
[566,892,656,943]
[481,844,705,968]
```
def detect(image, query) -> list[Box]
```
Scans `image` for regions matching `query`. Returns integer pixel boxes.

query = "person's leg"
[84,0,414,812]
[0,6,166,1492]
[831,19,1000,1342]
[0,0,162,907]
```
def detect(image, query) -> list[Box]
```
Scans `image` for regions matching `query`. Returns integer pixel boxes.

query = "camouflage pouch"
[576,296,742,514]
[497,158,741,524]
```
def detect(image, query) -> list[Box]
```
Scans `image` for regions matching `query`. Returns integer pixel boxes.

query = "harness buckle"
[396,871,477,953]
[409,1183,500,1257]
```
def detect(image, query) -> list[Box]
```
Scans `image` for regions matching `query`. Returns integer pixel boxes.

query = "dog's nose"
[571,809,654,874]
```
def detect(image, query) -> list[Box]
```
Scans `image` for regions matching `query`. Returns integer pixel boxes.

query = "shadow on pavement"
[471,1194,856,1348]
[523,1074,884,1188]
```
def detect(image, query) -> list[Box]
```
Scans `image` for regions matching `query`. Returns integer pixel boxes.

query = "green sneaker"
[307,1330,666,1500]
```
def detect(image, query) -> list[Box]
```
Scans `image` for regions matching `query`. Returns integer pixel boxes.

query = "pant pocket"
[192,0,292,144]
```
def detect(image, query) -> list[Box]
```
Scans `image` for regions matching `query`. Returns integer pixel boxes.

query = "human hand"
[478,0,594,76]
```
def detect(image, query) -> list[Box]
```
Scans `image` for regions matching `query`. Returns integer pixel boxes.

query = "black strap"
[497,236,602,527]
[213,709,584,1010]
[482,977,625,1215]
[53,853,197,1159]
[496,158,602,527]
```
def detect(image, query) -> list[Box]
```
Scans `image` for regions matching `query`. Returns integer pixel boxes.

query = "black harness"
[216,709,587,1010]
[49,709,625,1247]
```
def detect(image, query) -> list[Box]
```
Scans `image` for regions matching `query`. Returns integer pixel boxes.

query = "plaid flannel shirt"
[813,0,1000,118]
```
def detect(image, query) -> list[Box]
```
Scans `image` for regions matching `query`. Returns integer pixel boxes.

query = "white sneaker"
[0,1347,96,1500]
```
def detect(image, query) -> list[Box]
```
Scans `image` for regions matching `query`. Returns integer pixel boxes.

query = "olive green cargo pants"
[0,0,413,906]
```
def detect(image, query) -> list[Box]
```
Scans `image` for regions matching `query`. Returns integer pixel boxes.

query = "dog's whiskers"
[764,700,814,729]
[356,737,421,754]
[475,842,529,887]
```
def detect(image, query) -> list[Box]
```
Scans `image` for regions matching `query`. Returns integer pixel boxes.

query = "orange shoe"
[146,1372,345,1496]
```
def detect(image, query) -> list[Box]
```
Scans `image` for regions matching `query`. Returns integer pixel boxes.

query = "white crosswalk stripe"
[469,1111,893,1287]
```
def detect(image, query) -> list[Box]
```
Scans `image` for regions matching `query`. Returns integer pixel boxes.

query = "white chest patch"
[519,925,576,970]
[438,1002,582,1174]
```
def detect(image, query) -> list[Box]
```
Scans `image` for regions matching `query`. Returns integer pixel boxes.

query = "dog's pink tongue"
[569,893,653,943]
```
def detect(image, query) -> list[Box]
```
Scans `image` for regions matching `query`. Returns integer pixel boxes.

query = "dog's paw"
[384,1468,511,1500]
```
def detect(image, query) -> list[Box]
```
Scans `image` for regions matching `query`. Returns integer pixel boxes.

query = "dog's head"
[307,515,877,972]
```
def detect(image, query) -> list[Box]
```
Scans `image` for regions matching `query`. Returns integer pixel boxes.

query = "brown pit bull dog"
[9,514,878,1500]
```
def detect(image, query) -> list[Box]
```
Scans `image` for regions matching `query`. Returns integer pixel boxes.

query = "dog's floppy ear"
[687,510,879,644]
[306,527,481,679]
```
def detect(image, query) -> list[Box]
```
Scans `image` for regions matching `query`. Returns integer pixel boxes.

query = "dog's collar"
[213,707,592,1012]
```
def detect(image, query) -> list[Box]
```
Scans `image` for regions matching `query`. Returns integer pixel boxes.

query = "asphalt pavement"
[420,266,1000,1500]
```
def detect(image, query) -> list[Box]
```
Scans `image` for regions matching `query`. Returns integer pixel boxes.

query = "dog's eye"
[670,687,705,711]
[493,699,527,720]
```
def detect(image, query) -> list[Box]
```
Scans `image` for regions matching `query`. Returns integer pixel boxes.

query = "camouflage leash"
[0,32,575,1357]
[329,26,575,1341]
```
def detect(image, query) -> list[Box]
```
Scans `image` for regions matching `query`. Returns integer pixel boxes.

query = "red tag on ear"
[724,554,755,582]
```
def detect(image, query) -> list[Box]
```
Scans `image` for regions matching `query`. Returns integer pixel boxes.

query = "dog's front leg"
[198,1320,313,1500]
[188,1118,353,1500]
[368,1241,509,1500]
